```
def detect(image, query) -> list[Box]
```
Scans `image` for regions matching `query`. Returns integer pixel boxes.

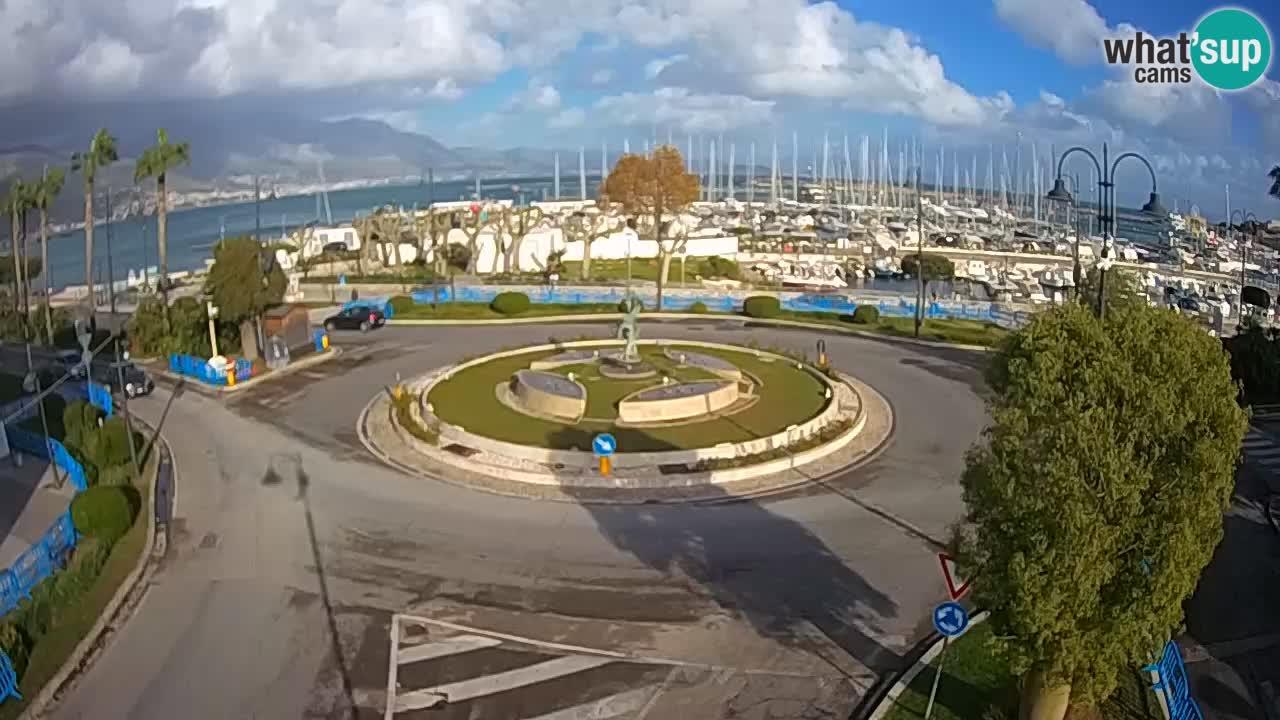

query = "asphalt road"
[45,319,989,720]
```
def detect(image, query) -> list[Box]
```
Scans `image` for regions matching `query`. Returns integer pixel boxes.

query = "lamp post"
[914,166,925,338]
[206,301,220,358]
[1231,209,1258,325]
[1046,142,1166,320]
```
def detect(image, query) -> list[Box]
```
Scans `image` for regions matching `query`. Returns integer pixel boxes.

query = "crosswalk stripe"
[397,634,504,665]
[394,656,615,712]
[1245,448,1280,457]
[519,685,658,720]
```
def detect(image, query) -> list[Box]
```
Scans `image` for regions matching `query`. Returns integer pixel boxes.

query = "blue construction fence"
[167,354,253,387]
[376,285,1034,329]
[1144,640,1203,720]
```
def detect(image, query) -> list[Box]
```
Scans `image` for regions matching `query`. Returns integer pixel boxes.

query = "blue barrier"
[4,427,87,493]
[0,510,78,618]
[1144,641,1203,720]
[401,285,1026,326]
[0,643,19,704]
[168,354,226,386]
[87,382,113,417]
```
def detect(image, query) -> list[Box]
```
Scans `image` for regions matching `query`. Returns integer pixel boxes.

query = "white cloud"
[427,78,464,101]
[504,78,561,113]
[548,108,586,129]
[594,87,774,132]
[993,0,1114,65]
[644,54,688,80]
[589,69,614,85]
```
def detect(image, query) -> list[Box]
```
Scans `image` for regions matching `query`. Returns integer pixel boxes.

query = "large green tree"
[900,253,955,296]
[71,129,119,312]
[32,167,66,345]
[205,235,286,325]
[1076,266,1147,314]
[134,128,191,319]
[955,302,1246,720]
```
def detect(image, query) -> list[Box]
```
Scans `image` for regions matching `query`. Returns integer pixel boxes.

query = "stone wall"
[616,381,739,424]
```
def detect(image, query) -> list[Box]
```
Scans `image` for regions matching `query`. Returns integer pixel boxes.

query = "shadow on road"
[262,456,359,720]
[552,425,904,677]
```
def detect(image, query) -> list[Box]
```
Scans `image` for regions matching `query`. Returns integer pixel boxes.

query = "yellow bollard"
[393,384,404,400]
[226,365,236,387]
[599,456,611,476]
[322,334,330,351]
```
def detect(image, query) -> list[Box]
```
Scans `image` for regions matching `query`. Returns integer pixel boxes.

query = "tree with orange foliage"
[600,145,699,310]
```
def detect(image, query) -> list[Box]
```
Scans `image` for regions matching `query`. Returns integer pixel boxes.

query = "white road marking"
[384,615,401,720]
[519,685,659,720]
[397,634,504,664]
[394,656,614,712]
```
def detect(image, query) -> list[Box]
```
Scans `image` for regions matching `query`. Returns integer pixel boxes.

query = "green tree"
[134,128,191,320]
[1076,266,1146,314]
[954,302,1246,720]
[900,253,954,296]
[3,180,32,321]
[71,129,119,313]
[205,235,286,325]
[32,167,66,345]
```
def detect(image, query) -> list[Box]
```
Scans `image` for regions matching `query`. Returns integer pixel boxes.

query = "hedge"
[70,486,138,548]
[688,301,709,313]
[389,295,416,315]
[851,305,880,324]
[490,292,532,315]
[742,295,782,319]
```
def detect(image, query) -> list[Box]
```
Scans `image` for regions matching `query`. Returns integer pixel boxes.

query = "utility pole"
[915,167,925,338]
[104,186,116,315]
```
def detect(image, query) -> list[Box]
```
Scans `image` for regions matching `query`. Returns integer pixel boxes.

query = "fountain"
[599,293,658,379]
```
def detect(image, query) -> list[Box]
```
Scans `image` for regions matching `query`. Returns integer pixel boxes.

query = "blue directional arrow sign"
[932,601,970,638]
[592,433,617,457]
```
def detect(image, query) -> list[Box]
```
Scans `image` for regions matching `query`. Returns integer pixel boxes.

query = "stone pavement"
[0,455,74,569]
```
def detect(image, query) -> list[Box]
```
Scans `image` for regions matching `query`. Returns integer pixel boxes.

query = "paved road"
[47,319,989,719]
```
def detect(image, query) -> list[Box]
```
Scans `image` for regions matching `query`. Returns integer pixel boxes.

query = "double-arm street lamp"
[1046,142,1166,320]
[1230,209,1259,324]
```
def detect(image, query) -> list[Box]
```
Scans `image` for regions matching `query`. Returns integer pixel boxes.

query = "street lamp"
[1045,142,1166,320]
[1231,209,1259,325]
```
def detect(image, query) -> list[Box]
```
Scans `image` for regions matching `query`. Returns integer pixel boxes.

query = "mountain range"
[0,100,577,224]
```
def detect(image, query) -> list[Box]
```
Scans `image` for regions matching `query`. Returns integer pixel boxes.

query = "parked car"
[324,306,386,333]
[90,361,155,398]
[321,241,350,254]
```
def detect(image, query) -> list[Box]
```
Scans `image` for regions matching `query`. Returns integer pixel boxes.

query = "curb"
[19,422,168,720]
[388,313,996,353]
[855,610,989,720]
[145,347,342,395]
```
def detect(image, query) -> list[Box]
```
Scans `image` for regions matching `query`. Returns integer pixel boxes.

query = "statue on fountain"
[616,293,643,364]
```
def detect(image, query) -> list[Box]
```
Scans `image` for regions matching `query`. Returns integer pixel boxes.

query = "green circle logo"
[1192,8,1272,91]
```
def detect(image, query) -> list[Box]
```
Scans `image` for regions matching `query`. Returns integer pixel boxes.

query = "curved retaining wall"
[511,370,586,421]
[419,339,844,470]
[617,381,739,424]
[394,377,869,487]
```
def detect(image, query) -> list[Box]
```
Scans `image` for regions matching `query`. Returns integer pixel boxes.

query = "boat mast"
[748,142,756,205]
[553,153,561,199]
[579,147,586,200]
[792,132,799,203]
[709,140,717,202]
[728,143,736,201]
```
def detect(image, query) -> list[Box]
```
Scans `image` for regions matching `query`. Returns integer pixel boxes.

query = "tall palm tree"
[3,180,33,330]
[134,128,190,322]
[32,167,66,345]
[71,129,119,313]
[1269,165,1280,201]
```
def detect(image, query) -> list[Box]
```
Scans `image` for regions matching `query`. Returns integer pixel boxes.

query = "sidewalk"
[0,457,75,569]
[1181,430,1280,720]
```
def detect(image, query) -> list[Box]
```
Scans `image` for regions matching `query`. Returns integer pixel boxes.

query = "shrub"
[689,301,709,313]
[742,295,782,318]
[389,295,415,315]
[96,417,134,468]
[490,292,531,315]
[62,400,102,455]
[700,256,740,279]
[0,622,31,680]
[851,305,880,324]
[70,486,137,547]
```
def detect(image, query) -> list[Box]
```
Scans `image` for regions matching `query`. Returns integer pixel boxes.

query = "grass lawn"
[882,624,1163,720]
[427,343,828,451]
[395,301,621,320]
[0,457,154,720]
[549,352,722,419]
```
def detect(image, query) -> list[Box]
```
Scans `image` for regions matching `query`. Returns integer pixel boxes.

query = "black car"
[90,361,155,398]
[324,306,387,333]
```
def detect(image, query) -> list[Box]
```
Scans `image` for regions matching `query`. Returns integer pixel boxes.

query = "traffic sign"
[938,553,971,601]
[592,433,617,457]
[932,601,969,638]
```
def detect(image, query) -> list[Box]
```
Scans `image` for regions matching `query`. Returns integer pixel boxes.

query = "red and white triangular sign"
[938,553,971,601]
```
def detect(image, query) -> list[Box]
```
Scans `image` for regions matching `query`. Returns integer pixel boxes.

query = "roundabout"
[41,317,990,720]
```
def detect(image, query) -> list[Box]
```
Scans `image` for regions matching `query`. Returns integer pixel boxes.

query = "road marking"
[384,615,400,720]
[394,656,614,712]
[396,634,503,664]
[520,685,659,720]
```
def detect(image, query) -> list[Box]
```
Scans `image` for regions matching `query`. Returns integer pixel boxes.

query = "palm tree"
[3,180,34,330]
[134,129,190,323]
[32,167,66,345]
[71,129,119,314]
[1269,165,1280,201]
